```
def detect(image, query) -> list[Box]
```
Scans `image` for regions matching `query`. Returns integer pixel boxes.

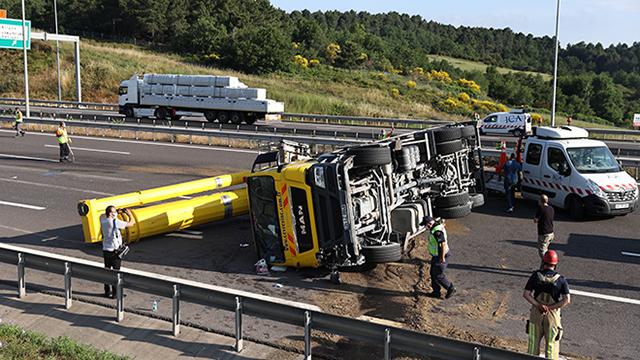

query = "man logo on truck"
[297,205,307,235]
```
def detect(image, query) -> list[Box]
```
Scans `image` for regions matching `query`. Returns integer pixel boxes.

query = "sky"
[270,0,640,47]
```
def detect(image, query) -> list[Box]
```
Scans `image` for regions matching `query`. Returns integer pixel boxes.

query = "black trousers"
[103,250,121,296]
[59,143,70,160]
[430,255,452,294]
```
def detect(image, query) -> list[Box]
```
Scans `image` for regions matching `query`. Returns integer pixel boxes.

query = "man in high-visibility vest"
[56,121,71,162]
[523,250,571,359]
[14,108,25,137]
[425,216,456,299]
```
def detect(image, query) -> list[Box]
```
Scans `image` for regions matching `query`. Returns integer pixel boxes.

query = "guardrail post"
[172,284,180,336]
[473,347,481,360]
[304,311,312,360]
[17,253,26,298]
[64,262,72,309]
[384,328,391,360]
[235,296,243,352]
[116,273,124,322]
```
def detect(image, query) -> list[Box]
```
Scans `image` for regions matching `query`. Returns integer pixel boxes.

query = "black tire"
[566,196,585,220]
[204,111,217,122]
[433,127,462,144]
[171,115,182,121]
[362,243,402,263]
[245,115,257,125]
[154,107,168,120]
[513,128,524,138]
[435,191,470,208]
[123,107,134,118]
[461,125,476,139]
[435,139,463,155]
[348,146,392,167]
[218,112,230,124]
[435,203,472,219]
[230,112,244,125]
[470,193,485,208]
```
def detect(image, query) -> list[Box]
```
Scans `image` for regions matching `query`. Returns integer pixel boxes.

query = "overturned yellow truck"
[78,124,483,274]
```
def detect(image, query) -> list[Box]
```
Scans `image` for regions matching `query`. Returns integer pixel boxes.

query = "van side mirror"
[559,162,571,176]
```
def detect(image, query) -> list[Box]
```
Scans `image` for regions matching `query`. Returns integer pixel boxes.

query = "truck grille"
[605,189,637,203]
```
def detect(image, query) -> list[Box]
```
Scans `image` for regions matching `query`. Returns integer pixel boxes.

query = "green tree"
[225,24,292,74]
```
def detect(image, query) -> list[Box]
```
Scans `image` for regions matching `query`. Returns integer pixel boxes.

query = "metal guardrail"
[282,113,451,128]
[0,97,118,111]
[0,243,537,360]
[0,116,365,147]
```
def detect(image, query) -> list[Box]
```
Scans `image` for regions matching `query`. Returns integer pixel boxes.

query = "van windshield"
[566,147,621,174]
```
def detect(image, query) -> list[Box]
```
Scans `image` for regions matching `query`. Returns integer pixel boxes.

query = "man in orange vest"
[56,121,71,162]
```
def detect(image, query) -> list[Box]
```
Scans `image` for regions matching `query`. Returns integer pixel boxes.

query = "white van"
[518,126,638,218]
[480,110,532,137]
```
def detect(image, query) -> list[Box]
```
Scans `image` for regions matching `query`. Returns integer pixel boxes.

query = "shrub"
[374,72,386,81]
[406,80,417,89]
[458,92,471,103]
[326,43,341,63]
[531,113,544,125]
[309,59,320,67]
[413,67,424,75]
[390,88,400,97]
[358,52,368,62]
[427,70,452,83]
[471,99,509,113]
[457,78,481,93]
[293,54,309,68]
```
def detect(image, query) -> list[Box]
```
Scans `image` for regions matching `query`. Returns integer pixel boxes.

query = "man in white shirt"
[101,205,135,298]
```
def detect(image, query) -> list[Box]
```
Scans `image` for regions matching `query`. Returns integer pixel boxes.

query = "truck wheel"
[204,111,217,122]
[230,112,244,125]
[470,193,485,208]
[435,191,469,208]
[171,115,182,121]
[123,107,134,118]
[435,139,463,155]
[218,112,230,124]
[362,243,402,263]
[348,146,392,167]
[433,127,462,144]
[435,203,472,219]
[245,115,257,125]
[566,196,585,220]
[154,107,168,120]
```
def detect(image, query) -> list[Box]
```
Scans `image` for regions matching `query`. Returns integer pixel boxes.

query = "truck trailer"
[79,124,483,273]
[118,74,284,124]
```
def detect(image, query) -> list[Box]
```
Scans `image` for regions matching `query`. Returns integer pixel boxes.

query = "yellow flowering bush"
[406,80,417,89]
[358,53,368,62]
[293,55,309,68]
[413,67,424,75]
[457,78,481,93]
[309,59,320,67]
[471,99,509,113]
[292,42,300,49]
[458,92,471,103]
[390,88,400,98]
[531,113,544,125]
[326,43,341,63]
[375,72,386,80]
[203,53,221,61]
[427,70,452,83]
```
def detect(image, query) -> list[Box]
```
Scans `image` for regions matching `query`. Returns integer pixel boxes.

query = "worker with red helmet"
[523,250,571,359]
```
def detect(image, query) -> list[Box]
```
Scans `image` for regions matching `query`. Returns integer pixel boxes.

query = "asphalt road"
[0,129,638,359]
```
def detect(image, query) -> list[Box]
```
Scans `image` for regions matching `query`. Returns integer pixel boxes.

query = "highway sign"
[0,18,31,49]
[634,113,640,128]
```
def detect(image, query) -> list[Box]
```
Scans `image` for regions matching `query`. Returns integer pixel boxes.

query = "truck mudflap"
[583,194,639,216]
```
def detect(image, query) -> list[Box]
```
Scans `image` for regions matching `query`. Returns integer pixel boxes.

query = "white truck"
[118,74,285,124]
[480,109,532,137]
[486,126,639,219]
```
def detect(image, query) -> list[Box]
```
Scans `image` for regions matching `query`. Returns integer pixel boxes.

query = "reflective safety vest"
[428,224,447,257]
[56,127,68,144]
[15,111,23,123]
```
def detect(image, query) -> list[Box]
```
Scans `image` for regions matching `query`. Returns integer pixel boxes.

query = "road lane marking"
[572,289,640,306]
[44,144,130,155]
[621,251,640,258]
[166,232,202,240]
[0,153,58,163]
[41,236,58,242]
[0,200,46,210]
[0,178,114,196]
[0,129,258,154]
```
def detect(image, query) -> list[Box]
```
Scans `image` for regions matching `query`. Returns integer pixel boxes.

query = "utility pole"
[551,0,561,127]
[54,0,62,101]
[21,0,30,117]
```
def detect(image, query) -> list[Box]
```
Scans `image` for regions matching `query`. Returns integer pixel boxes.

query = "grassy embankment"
[0,323,127,359]
[0,39,619,130]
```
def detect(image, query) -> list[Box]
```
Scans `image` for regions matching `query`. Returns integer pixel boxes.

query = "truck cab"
[118,75,141,118]
[520,126,639,218]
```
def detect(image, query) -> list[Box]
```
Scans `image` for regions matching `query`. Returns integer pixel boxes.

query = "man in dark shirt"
[534,194,555,264]
[503,153,522,213]
[523,250,570,359]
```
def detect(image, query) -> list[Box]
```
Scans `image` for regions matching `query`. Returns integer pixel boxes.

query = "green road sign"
[0,18,31,50]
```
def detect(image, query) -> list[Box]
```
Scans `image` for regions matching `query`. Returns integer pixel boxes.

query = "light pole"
[54,0,62,101]
[551,0,561,127]
[21,0,30,117]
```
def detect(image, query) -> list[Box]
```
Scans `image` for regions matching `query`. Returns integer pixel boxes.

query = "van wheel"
[513,129,524,137]
[566,196,585,220]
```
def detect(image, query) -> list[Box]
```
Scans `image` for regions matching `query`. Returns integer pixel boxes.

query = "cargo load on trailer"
[118,74,284,124]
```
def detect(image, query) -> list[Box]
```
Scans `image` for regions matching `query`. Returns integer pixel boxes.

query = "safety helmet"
[543,250,559,265]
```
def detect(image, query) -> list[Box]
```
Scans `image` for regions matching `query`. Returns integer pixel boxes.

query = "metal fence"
[0,243,536,360]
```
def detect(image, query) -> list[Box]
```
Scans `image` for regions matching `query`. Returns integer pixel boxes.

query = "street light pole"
[21,0,30,117]
[54,0,62,101]
[551,0,561,127]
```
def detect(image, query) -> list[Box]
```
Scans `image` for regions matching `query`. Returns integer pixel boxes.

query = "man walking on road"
[100,206,135,298]
[14,108,25,137]
[523,250,571,359]
[425,216,456,299]
[55,121,71,162]
[503,153,521,213]
[534,194,555,264]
